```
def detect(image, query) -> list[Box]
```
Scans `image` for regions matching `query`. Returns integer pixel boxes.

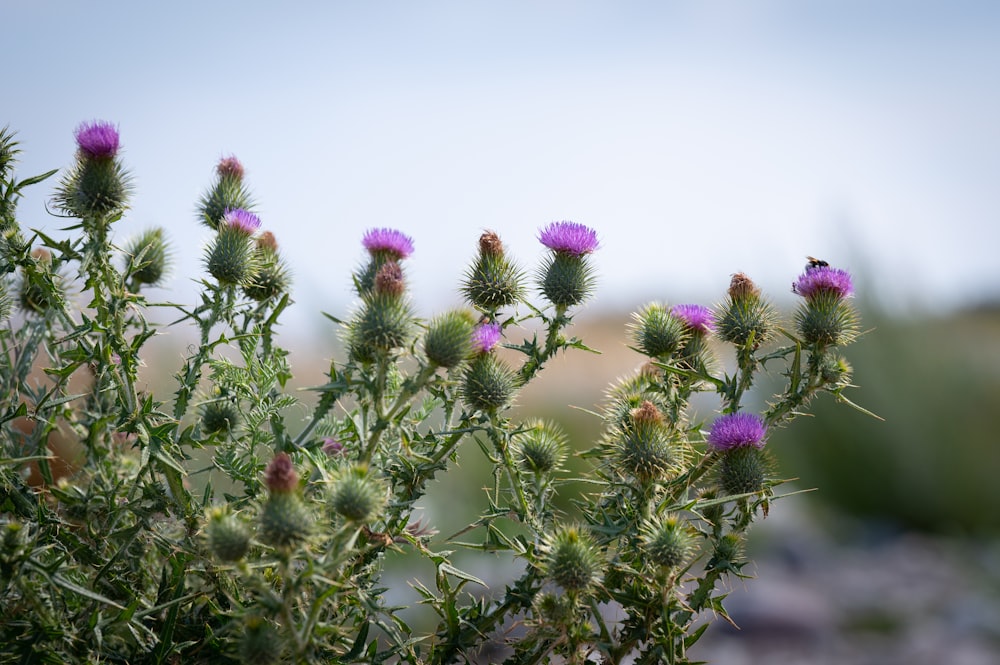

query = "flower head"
[539,221,599,257]
[471,321,502,353]
[75,120,120,159]
[216,154,245,180]
[223,207,261,235]
[362,227,414,260]
[264,453,299,493]
[793,265,854,300]
[707,412,767,451]
[672,304,715,334]
[322,437,345,457]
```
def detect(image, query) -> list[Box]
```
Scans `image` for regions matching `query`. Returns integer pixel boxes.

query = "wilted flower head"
[223,208,261,235]
[728,272,761,300]
[216,154,245,180]
[362,227,414,260]
[539,221,599,257]
[256,231,278,252]
[479,230,505,257]
[374,260,405,297]
[707,412,767,451]
[471,321,502,353]
[672,304,715,334]
[75,120,120,159]
[264,453,299,493]
[793,265,854,300]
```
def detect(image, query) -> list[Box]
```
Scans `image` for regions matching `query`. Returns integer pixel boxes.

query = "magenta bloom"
[75,120,120,159]
[362,228,414,259]
[793,266,854,300]
[539,221,599,257]
[322,437,345,457]
[672,304,715,334]
[708,412,767,451]
[471,321,502,353]
[216,155,245,180]
[223,208,261,234]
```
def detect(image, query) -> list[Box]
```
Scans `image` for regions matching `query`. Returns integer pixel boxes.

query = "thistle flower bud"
[19,250,62,315]
[198,159,255,229]
[239,616,283,665]
[264,453,298,494]
[709,532,745,573]
[532,591,576,627]
[242,232,290,301]
[205,209,262,286]
[616,401,683,483]
[423,310,476,368]
[629,303,688,359]
[542,525,602,593]
[719,445,769,496]
[462,231,525,312]
[56,121,131,219]
[205,506,251,562]
[330,465,386,523]
[641,514,695,570]
[260,456,312,548]
[795,292,859,346]
[347,295,413,363]
[461,352,518,413]
[125,227,171,287]
[216,154,245,181]
[374,260,406,298]
[201,399,240,435]
[537,221,599,309]
[715,273,776,349]
[514,419,568,475]
[322,437,345,457]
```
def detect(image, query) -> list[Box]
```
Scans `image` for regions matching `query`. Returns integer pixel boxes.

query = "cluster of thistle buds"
[200,155,290,300]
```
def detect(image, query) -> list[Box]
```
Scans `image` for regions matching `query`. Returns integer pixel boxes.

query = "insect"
[805,256,829,271]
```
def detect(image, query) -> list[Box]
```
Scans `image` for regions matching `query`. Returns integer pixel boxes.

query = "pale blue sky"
[7,1,1000,332]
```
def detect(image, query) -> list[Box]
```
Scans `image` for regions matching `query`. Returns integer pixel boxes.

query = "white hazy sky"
[6,1,1000,334]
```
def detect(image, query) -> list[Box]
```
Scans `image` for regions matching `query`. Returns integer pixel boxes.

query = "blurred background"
[7,1,1000,662]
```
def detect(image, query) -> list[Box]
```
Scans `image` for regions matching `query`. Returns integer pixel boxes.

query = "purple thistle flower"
[793,266,854,300]
[708,412,767,451]
[362,228,414,259]
[539,221,599,257]
[264,453,299,493]
[672,304,715,334]
[322,437,345,457]
[74,120,120,159]
[223,208,261,234]
[471,321,502,353]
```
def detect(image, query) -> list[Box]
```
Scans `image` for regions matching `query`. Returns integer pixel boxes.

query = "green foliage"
[0,125,867,664]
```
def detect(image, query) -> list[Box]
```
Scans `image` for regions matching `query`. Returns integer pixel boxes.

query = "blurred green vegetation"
[766,304,1000,535]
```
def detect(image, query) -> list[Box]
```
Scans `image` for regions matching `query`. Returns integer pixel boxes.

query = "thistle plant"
[0,122,871,664]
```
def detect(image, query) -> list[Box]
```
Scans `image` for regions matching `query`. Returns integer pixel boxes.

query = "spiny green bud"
[205,506,251,562]
[462,232,525,312]
[629,303,688,358]
[198,168,254,229]
[424,310,476,368]
[347,295,413,363]
[18,250,62,315]
[794,292,859,346]
[616,401,683,483]
[461,352,518,413]
[538,252,595,309]
[542,525,602,593]
[201,399,240,435]
[205,225,259,286]
[330,465,386,523]
[719,446,769,496]
[239,615,283,665]
[819,354,853,388]
[514,419,568,475]
[126,227,171,287]
[259,493,313,548]
[61,155,130,219]
[641,514,695,569]
[532,591,576,627]
[241,232,290,301]
[709,532,744,573]
[715,273,776,348]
